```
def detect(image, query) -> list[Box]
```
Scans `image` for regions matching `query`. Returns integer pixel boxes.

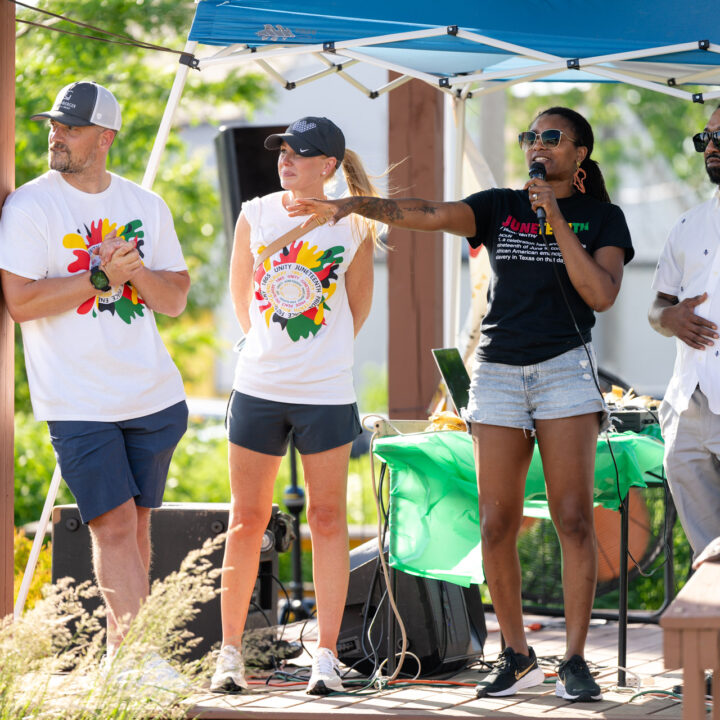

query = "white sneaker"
[210,645,248,693]
[307,647,344,695]
[137,652,190,694]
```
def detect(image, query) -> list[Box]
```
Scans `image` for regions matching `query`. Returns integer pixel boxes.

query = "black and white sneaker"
[555,655,602,702]
[476,647,545,697]
[306,647,344,695]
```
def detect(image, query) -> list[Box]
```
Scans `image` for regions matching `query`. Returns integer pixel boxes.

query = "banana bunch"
[603,385,661,409]
[426,410,468,432]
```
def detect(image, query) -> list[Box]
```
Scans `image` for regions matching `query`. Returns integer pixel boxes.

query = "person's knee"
[306,503,345,539]
[227,502,271,539]
[480,507,520,548]
[89,502,138,547]
[553,505,594,545]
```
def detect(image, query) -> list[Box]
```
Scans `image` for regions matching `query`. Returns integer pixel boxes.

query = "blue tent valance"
[186,0,720,97]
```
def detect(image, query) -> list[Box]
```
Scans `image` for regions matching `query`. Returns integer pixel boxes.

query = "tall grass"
[2,536,224,719]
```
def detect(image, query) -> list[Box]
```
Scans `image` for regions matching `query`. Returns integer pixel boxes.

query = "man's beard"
[48,146,92,174]
[706,156,720,185]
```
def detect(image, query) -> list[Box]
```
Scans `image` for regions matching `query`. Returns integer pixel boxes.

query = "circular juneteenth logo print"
[260,263,323,319]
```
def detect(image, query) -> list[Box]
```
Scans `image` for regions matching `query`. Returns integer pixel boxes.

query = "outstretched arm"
[287,196,477,237]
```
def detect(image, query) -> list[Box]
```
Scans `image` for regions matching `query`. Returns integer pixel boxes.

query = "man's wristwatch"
[89,268,111,292]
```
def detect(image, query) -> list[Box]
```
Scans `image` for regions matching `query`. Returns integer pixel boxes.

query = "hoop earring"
[573,164,587,193]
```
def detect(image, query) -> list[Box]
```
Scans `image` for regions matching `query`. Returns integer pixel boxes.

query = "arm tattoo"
[345,197,436,224]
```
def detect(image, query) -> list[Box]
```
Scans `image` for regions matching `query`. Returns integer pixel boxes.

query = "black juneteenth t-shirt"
[462,188,634,366]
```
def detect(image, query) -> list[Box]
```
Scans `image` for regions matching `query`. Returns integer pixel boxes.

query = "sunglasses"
[692,131,720,152]
[518,129,577,151]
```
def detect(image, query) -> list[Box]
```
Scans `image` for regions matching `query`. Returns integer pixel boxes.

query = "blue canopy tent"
[143,0,720,349]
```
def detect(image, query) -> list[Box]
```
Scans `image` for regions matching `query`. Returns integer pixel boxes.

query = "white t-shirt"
[233,192,362,404]
[652,192,720,414]
[0,171,187,421]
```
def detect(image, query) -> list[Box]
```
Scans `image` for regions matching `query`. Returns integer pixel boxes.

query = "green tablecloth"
[372,428,665,587]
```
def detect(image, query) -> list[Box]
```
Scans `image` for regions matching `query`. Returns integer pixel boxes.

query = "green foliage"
[13,529,52,610]
[505,84,713,197]
[14,412,73,528]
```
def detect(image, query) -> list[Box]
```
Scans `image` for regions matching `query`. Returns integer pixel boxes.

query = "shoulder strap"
[253,217,325,271]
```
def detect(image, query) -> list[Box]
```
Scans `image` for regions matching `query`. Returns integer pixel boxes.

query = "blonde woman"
[211,117,381,695]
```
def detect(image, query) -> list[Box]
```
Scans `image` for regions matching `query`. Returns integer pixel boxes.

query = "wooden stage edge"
[181,614,690,720]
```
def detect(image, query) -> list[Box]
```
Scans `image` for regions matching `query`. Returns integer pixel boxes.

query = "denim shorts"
[47,401,188,524]
[463,345,609,433]
[227,390,362,456]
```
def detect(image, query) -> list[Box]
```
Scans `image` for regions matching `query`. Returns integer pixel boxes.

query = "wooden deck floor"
[186,614,689,720]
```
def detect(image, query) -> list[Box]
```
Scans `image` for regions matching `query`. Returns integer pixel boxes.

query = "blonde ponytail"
[339,148,386,249]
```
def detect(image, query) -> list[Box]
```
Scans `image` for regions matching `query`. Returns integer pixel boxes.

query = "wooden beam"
[387,77,444,420]
[0,0,15,618]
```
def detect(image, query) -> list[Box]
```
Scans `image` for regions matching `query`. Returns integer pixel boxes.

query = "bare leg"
[536,414,599,660]
[220,443,281,648]
[472,423,535,655]
[89,499,149,651]
[301,442,352,654]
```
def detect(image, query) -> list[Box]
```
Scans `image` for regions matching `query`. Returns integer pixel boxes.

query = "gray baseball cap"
[264,117,345,162]
[31,81,122,131]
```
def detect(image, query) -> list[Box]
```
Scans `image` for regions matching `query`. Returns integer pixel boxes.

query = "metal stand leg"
[283,436,310,620]
[618,493,629,687]
[387,566,397,675]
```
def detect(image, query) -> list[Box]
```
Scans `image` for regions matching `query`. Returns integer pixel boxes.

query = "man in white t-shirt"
[649,104,720,565]
[0,81,190,681]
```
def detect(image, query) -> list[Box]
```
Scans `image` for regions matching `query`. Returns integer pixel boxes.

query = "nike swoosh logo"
[299,148,310,152]
[515,664,535,680]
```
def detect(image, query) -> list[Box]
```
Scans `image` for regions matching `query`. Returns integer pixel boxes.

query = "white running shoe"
[307,647,344,695]
[210,645,248,693]
[137,652,190,693]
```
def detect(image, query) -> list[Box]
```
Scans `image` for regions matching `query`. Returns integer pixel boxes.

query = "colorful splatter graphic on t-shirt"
[254,239,344,341]
[63,217,146,324]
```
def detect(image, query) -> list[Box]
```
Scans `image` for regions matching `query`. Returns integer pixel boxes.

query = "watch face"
[90,269,111,291]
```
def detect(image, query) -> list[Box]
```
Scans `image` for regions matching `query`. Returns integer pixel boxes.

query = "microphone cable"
[532,191,661,577]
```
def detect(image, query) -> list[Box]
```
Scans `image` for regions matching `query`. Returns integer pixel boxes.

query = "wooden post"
[387,77,444,419]
[0,1,15,619]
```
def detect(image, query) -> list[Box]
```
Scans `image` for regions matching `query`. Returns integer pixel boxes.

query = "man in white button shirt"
[649,104,720,562]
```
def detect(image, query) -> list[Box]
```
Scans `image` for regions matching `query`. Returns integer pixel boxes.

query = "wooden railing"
[661,556,719,720]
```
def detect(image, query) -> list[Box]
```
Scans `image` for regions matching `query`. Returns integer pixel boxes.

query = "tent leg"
[14,464,62,619]
[443,96,466,350]
[142,40,198,190]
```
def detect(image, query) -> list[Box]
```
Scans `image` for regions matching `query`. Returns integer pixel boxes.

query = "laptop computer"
[431,347,472,415]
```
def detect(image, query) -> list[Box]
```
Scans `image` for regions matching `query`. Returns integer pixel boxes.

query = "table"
[373,426,666,587]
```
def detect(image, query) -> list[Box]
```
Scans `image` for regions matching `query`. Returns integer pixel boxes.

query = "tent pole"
[443,95,466,349]
[142,40,198,190]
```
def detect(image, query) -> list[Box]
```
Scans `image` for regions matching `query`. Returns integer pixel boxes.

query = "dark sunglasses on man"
[692,130,720,152]
[518,129,578,151]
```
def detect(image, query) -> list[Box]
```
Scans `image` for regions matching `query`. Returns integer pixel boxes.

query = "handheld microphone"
[528,161,546,229]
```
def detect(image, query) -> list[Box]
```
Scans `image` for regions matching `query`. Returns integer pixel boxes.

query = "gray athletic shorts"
[226,390,362,456]
[47,401,188,524]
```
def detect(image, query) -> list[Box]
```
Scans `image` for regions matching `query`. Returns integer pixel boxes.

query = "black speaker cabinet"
[214,123,286,255]
[51,502,279,659]
[337,539,487,676]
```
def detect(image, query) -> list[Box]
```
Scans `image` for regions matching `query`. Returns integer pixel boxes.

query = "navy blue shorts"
[47,401,188,524]
[227,391,362,456]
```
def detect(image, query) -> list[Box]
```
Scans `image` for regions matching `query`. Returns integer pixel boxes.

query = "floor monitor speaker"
[337,539,487,677]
